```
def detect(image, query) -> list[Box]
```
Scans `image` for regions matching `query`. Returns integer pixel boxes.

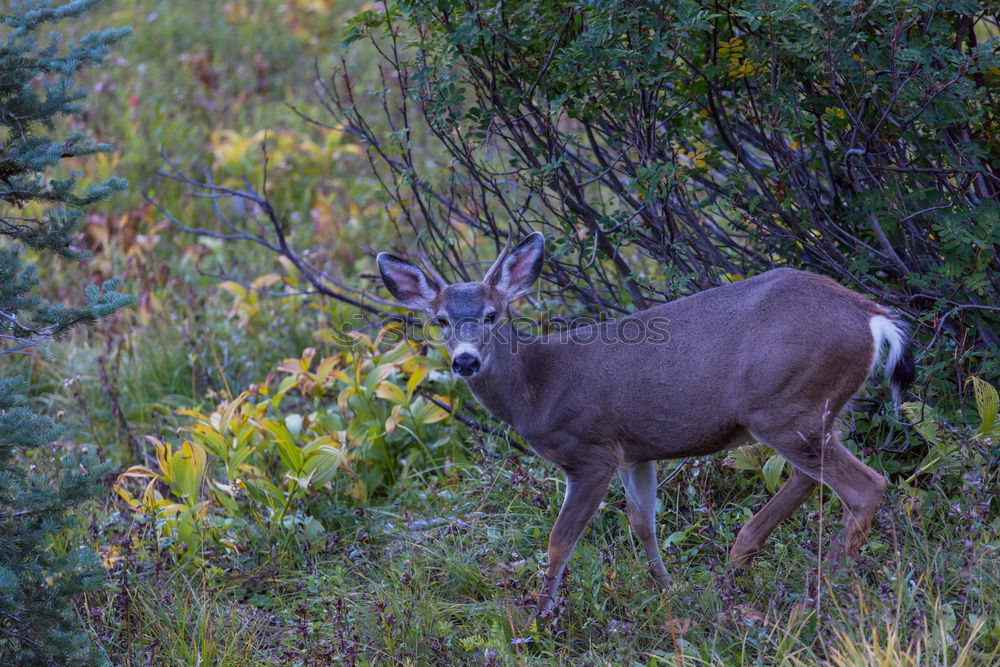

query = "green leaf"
[244,477,284,509]
[166,441,206,505]
[305,455,342,487]
[227,445,256,480]
[971,377,998,438]
[363,363,396,392]
[185,423,227,459]
[271,375,297,410]
[302,437,346,486]
[663,530,687,547]
[902,401,944,447]
[211,481,239,512]
[258,420,304,473]
[727,443,770,471]
[380,340,415,365]
[762,454,786,494]
[285,413,304,437]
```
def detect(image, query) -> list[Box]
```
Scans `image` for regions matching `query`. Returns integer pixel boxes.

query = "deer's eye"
[484,311,498,324]
[431,316,449,328]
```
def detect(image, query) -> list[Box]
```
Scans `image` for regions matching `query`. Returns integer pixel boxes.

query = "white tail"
[869,314,916,408]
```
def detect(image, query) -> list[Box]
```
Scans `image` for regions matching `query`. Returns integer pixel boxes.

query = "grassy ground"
[16,0,999,664]
[74,443,997,664]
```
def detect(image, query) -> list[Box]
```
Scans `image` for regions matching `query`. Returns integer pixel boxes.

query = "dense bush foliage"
[333,0,998,418]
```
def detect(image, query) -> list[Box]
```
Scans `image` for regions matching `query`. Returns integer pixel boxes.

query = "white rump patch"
[868,315,904,377]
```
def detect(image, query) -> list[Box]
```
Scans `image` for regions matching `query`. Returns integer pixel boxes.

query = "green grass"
[77,450,998,664]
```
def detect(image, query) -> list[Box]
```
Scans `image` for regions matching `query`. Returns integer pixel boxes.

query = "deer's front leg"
[537,465,614,618]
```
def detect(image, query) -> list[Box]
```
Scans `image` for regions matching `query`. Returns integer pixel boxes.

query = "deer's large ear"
[485,232,544,301]
[377,253,441,312]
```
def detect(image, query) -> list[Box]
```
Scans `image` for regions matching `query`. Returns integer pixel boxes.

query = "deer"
[376,232,915,617]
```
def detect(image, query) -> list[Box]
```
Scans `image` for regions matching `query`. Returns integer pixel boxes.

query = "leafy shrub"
[324,0,999,450]
[894,376,998,513]
[113,329,461,561]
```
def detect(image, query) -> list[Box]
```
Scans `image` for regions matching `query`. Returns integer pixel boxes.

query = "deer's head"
[377,232,544,378]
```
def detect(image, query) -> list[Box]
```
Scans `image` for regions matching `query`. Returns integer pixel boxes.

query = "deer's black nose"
[452,353,481,377]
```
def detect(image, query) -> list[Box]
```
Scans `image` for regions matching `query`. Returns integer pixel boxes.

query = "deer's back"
[515,268,881,463]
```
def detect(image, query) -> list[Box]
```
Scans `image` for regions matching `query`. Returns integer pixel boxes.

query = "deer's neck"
[465,325,534,428]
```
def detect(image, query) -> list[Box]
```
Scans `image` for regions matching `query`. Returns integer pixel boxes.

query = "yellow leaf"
[412,398,449,425]
[406,365,429,399]
[345,330,373,348]
[276,255,297,276]
[148,436,171,481]
[175,408,211,424]
[252,273,282,290]
[116,465,161,480]
[375,380,408,405]
[219,539,240,554]
[315,356,339,385]
[385,404,403,434]
[337,386,356,412]
[114,486,140,509]
[217,281,247,299]
[140,478,162,507]
[186,423,227,458]
[970,377,998,437]
[101,545,123,569]
[432,394,454,410]
[364,363,396,391]
[219,392,251,433]
[156,502,188,518]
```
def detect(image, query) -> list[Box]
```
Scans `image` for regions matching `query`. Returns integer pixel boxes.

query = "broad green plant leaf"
[970,377,998,438]
[409,397,450,425]
[166,441,207,505]
[244,477,284,509]
[762,454,787,494]
[364,363,397,392]
[185,423,227,459]
[902,401,958,484]
[257,419,304,473]
[901,401,945,447]
[272,375,298,409]
[302,436,347,487]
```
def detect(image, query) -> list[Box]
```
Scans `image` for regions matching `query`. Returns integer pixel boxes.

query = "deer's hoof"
[650,568,670,590]
[535,593,556,619]
[728,544,761,569]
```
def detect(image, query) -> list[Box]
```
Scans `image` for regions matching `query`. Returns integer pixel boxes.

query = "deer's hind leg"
[748,420,886,564]
[730,468,817,567]
[619,461,669,588]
